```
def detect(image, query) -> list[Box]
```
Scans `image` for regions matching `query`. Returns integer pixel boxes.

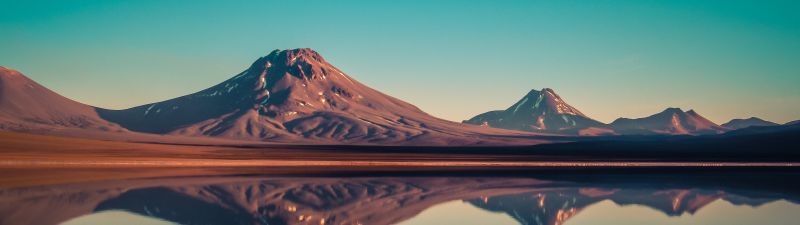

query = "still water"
[2,171,798,225]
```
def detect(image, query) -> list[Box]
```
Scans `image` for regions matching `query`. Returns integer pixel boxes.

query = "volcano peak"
[662,107,684,114]
[245,48,337,82]
[465,88,608,134]
[263,48,327,65]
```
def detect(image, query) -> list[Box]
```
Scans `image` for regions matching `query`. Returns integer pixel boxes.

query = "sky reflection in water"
[1,172,797,225]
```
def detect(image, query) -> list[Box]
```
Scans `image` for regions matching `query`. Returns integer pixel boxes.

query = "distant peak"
[246,48,332,81]
[662,107,684,113]
[736,117,771,123]
[519,88,568,105]
[266,48,326,63]
[525,88,557,97]
[525,89,541,96]
[285,48,323,57]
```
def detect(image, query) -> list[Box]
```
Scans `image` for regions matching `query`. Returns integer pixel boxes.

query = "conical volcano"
[464,88,611,135]
[98,49,542,145]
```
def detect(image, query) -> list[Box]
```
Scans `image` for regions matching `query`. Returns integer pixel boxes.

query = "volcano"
[610,108,728,135]
[721,117,779,130]
[463,88,612,135]
[0,67,126,133]
[97,49,542,145]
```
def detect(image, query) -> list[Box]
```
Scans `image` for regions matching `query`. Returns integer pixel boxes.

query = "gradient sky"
[1,0,799,124]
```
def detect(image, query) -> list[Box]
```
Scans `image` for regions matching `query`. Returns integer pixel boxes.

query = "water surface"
[1,169,798,225]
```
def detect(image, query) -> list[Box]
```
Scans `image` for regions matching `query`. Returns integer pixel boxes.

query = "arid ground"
[1,131,797,188]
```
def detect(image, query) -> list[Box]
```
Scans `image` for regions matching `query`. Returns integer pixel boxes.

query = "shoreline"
[1,159,796,168]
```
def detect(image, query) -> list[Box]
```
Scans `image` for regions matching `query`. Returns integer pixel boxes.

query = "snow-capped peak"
[466,88,607,134]
[509,88,585,116]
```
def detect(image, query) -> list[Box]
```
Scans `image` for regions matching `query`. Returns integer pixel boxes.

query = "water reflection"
[61,210,176,225]
[466,189,798,225]
[0,172,798,225]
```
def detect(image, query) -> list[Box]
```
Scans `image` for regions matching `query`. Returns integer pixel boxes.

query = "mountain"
[610,108,728,135]
[97,48,542,145]
[785,120,800,126]
[0,66,126,133]
[721,117,779,130]
[722,121,800,137]
[463,88,612,135]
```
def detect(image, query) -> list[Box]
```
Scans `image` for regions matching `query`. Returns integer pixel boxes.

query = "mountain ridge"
[2,49,795,143]
[610,108,728,135]
[722,117,779,130]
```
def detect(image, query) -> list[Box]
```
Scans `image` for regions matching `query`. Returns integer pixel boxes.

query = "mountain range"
[464,90,737,136]
[609,108,728,135]
[0,49,543,145]
[1,48,795,145]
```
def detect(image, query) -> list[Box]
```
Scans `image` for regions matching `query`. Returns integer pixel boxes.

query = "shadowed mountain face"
[610,108,728,135]
[722,117,779,130]
[464,89,611,135]
[0,67,127,133]
[96,49,541,145]
[1,174,796,225]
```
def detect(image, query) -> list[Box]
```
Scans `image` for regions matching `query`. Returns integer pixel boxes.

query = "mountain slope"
[721,117,779,130]
[98,49,544,145]
[610,108,728,135]
[0,66,126,133]
[463,88,612,135]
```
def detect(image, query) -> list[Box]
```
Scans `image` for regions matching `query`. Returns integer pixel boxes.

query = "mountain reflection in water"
[1,171,798,225]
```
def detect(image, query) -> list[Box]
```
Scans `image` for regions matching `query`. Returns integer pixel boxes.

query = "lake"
[1,169,798,225]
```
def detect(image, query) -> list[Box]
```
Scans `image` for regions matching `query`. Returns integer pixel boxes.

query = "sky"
[1,0,799,124]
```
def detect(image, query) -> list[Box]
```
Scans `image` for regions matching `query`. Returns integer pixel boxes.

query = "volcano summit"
[464,88,611,135]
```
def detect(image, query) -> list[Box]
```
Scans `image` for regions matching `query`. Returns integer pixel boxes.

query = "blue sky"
[1,0,799,123]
